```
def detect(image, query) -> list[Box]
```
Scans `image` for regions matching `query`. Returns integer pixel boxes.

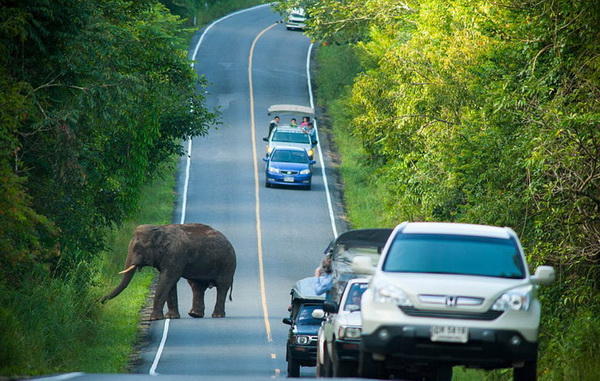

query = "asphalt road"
[35,6,348,381]
[140,5,342,378]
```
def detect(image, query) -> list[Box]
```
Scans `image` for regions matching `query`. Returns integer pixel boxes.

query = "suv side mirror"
[312,309,325,319]
[323,301,338,314]
[531,266,556,285]
[282,317,293,325]
[263,137,269,142]
[352,256,376,275]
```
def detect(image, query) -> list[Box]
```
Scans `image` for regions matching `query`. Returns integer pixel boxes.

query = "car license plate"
[430,325,468,343]
[283,176,294,182]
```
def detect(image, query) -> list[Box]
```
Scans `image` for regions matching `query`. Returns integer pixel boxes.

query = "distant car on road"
[313,278,369,378]
[283,277,325,377]
[263,146,315,189]
[286,8,307,30]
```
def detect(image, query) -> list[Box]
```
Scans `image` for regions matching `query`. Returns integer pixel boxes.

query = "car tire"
[287,358,300,378]
[514,358,537,381]
[322,345,333,377]
[305,184,311,190]
[331,345,357,377]
[333,359,357,377]
[358,349,384,379]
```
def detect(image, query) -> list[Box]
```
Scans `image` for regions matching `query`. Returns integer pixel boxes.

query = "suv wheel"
[514,358,537,381]
[358,349,384,379]
[287,358,300,378]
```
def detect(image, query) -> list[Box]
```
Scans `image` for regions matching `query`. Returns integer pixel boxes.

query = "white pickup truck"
[313,278,369,377]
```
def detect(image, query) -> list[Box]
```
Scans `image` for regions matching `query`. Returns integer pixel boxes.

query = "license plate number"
[430,325,468,343]
[283,176,294,182]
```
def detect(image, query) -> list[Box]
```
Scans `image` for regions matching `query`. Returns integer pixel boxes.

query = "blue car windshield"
[273,131,310,144]
[382,234,525,279]
[271,150,309,163]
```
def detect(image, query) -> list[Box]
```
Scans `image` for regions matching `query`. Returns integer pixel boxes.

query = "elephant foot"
[188,310,205,318]
[165,311,181,319]
[150,312,165,321]
[211,311,226,318]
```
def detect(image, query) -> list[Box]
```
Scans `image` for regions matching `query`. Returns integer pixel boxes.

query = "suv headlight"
[492,287,532,311]
[373,283,413,306]
[338,326,361,340]
[294,335,311,345]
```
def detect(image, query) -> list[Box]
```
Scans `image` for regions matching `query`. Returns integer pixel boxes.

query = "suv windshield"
[273,131,310,144]
[383,234,525,279]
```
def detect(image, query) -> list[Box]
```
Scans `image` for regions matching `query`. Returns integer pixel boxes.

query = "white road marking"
[306,42,339,238]
[149,318,170,376]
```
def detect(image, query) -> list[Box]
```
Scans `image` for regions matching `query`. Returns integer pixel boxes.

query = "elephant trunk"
[100,265,137,303]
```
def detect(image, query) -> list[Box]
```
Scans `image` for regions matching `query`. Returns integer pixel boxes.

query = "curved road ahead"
[131,5,345,379]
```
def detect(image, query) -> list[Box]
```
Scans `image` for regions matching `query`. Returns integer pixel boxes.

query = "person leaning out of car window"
[314,256,332,296]
[268,115,280,136]
[302,122,317,146]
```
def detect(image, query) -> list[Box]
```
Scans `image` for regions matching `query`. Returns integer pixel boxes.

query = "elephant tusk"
[118,265,136,274]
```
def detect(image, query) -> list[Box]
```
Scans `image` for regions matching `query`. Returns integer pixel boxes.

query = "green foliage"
[0,0,224,376]
[0,0,217,285]
[310,0,600,378]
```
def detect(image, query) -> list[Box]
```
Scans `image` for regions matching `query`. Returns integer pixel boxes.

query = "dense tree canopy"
[0,0,217,285]
[276,0,599,308]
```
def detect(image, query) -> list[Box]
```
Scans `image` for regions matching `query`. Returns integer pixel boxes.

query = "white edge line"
[151,4,272,375]
[149,318,170,376]
[306,43,338,239]
[32,373,85,381]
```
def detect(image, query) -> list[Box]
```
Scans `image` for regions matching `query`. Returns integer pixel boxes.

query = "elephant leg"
[165,283,180,319]
[212,283,230,318]
[187,279,207,318]
[152,271,180,320]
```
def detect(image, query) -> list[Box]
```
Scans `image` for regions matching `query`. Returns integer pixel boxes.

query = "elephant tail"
[228,281,233,301]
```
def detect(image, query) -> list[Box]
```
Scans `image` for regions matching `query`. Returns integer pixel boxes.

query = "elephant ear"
[151,227,171,252]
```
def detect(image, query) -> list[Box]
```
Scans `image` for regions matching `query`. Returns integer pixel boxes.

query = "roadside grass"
[313,42,600,381]
[79,167,178,373]
[314,44,388,229]
[0,166,176,377]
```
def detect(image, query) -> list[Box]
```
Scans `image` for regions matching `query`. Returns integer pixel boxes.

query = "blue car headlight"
[300,168,311,175]
[268,167,280,174]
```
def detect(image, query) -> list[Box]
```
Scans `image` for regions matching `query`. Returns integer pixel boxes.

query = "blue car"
[263,146,316,190]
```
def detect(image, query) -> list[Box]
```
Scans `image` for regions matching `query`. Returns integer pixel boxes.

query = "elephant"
[101,223,237,320]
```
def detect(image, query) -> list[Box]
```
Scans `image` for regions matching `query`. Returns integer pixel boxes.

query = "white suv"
[352,222,555,381]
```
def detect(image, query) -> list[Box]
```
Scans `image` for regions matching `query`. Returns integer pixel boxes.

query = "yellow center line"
[248,22,279,343]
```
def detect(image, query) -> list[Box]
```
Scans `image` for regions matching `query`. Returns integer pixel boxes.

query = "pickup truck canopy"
[290,276,325,304]
[268,104,315,117]
[325,228,393,304]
